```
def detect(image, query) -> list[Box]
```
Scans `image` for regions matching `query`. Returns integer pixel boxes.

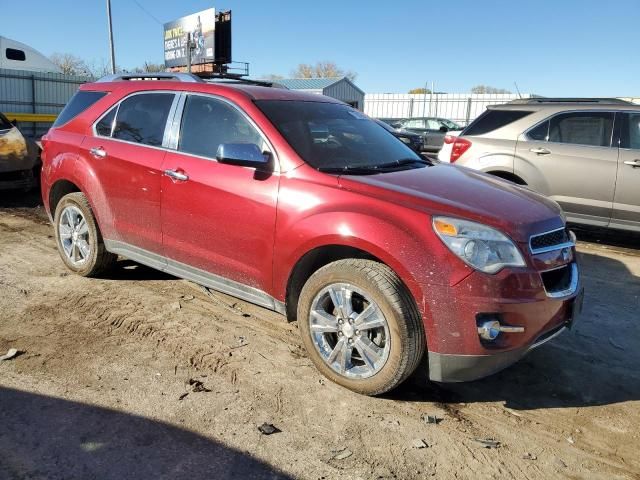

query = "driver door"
[161,94,279,295]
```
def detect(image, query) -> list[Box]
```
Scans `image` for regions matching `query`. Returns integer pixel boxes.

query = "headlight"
[432,216,526,274]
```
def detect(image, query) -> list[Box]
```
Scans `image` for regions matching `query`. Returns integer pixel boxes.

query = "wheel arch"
[486,170,527,185]
[284,243,422,324]
[49,179,81,216]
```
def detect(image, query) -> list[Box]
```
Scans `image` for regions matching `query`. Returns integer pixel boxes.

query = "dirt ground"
[0,191,638,480]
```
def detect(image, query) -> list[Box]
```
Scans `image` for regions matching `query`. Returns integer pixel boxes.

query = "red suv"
[41,73,583,395]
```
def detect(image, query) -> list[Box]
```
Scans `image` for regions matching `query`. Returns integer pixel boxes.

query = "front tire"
[53,192,116,277]
[297,259,425,395]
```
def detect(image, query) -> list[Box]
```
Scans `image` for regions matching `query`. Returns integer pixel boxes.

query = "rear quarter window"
[53,91,107,128]
[462,109,531,136]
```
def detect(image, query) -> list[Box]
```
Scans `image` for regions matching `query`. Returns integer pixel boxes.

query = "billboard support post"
[186,33,192,73]
[106,0,116,74]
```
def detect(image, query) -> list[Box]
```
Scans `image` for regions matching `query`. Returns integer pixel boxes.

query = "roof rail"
[95,73,204,83]
[508,97,633,105]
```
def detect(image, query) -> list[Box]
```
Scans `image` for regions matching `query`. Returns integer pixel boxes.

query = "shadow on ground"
[391,247,640,411]
[0,189,43,209]
[0,387,291,480]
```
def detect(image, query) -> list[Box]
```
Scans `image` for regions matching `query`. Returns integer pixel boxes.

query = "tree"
[49,53,91,76]
[132,62,165,73]
[290,61,357,81]
[408,87,431,94]
[261,74,284,81]
[471,85,512,94]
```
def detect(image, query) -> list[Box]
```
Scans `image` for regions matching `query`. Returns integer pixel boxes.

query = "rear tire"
[53,192,116,277]
[297,259,425,395]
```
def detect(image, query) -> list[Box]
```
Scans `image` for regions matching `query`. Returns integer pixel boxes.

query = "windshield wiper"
[318,158,431,175]
[317,165,383,175]
[374,158,431,170]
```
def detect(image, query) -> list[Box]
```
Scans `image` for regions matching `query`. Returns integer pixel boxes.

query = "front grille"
[530,227,571,253]
[541,264,572,295]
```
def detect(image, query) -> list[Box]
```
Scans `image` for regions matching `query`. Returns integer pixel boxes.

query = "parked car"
[399,117,464,153]
[41,74,582,395]
[374,119,423,153]
[445,98,640,232]
[0,111,40,190]
[377,117,405,128]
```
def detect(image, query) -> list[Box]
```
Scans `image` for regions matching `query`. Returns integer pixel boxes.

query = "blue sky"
[1,0,638,95]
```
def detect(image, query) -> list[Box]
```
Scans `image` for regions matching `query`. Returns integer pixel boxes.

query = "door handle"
[163,169,189,181]
[89,147,107,159]
[530,147,551,155]
[623,159,640,168]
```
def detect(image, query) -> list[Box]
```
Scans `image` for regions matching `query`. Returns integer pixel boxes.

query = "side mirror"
[439,126,448,133]
[216,143,270,169]
[391,122,402,129]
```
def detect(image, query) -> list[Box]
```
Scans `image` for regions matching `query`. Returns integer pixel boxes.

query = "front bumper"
[428,291,582,382]
[423,255,582,382]
[0,168,38,191]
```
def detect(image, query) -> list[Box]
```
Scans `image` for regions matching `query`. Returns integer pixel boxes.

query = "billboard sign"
[164,8,215,68]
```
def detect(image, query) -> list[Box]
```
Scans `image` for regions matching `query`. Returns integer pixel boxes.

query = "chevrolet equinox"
[41,73,583,395]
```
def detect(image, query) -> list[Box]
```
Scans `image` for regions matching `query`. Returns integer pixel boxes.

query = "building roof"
[276,77,342,90]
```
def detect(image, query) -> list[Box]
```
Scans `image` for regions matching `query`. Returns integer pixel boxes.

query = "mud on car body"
[0,112,40,190]
[40,73,583,395]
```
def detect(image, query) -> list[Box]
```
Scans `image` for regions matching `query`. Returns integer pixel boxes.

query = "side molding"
[104,240,287,315]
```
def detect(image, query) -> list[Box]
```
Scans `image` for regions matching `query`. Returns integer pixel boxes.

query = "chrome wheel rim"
[309,283,390,379]
[58,206,91,266]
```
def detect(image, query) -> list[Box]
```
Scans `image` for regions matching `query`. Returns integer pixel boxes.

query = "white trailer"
[0,36,61,73]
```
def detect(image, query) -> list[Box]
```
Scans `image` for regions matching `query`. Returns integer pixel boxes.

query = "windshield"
[255,100,423,171]
[439,119,462,130]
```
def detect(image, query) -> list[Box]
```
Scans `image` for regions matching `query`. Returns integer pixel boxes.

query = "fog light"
[477,318,525,341]
[478,320,501,341]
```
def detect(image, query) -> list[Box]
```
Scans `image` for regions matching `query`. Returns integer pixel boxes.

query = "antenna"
[514,82,522,99]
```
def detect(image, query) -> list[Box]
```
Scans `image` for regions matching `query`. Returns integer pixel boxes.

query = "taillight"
[450,137,471,163]
[443,135,455,144]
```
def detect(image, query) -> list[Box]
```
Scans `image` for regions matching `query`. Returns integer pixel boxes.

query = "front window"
[256,100,424,173]
[620,113,640,150]
[178,95,265,159]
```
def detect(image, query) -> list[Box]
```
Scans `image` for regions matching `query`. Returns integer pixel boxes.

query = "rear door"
[612,112,640,230]
[82,92,176,253]
[515,111,617,226]
[160,93,279,295]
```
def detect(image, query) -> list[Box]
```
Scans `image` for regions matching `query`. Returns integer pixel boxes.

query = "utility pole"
[107,0,116,74]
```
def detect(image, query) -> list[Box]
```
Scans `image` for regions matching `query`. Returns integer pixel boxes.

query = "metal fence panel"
[364,93,531,125]
[0,68,90,138]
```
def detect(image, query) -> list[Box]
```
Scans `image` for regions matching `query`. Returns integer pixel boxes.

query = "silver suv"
[446,98,640,232]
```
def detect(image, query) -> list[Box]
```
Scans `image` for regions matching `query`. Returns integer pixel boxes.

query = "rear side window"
[178,95,263,158]
[95,107,117,137]
[527,121,549,141]
[548,112,613,147]
[6,48,26,61]
[113,93,174,147]
[463,110,531,136]
[53,91,107,128]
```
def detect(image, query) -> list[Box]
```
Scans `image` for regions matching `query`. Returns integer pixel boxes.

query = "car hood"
[338,164,564,243]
